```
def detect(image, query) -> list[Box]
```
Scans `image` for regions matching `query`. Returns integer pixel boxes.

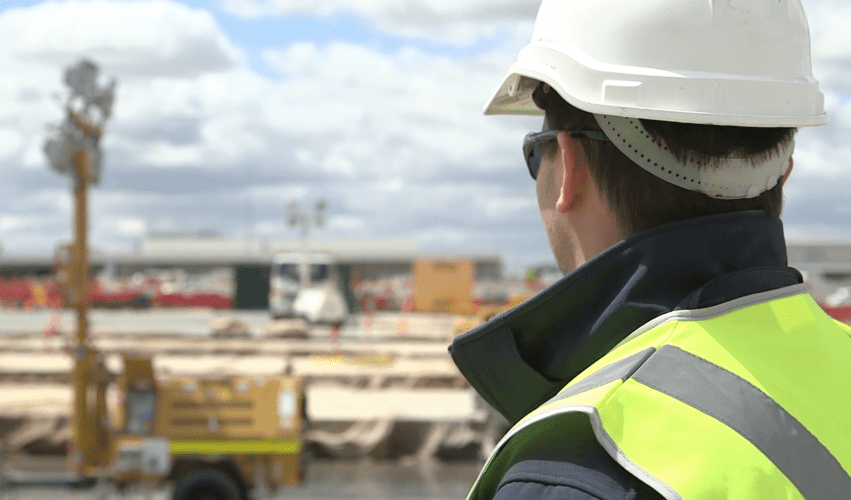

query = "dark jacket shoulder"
[494,418,664,500]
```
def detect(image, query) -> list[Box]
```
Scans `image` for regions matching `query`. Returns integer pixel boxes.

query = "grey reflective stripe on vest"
[632,345,851,500]
[551,348,656,403]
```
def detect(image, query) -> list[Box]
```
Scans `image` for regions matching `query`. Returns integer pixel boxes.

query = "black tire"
[172,469,245,500]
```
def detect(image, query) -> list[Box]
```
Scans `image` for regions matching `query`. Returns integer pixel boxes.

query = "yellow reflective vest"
[467,284,851,500]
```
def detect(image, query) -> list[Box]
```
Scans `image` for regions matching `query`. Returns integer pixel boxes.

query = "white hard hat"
[486,0,826,199]
[485,0,826,128]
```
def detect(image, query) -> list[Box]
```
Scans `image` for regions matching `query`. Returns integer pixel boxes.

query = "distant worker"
[449,0,851,499]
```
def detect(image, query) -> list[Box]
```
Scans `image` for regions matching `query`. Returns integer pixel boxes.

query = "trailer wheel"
[172,469,245,500]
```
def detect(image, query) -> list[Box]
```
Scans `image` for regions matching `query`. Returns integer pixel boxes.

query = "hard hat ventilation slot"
[593,114,793,200]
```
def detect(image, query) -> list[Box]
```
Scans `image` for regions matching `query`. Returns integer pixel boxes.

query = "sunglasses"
[523,130,611,180]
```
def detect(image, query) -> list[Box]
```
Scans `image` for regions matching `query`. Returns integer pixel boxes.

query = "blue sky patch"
[2,0,498,81]
[209,9,500,79]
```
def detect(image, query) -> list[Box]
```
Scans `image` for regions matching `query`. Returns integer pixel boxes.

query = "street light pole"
[287,200,327,288]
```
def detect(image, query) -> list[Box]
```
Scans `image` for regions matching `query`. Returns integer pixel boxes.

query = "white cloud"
[104,217,147,236]
[218,0,539,44]
[0,129,25,160]
[1,0,244,79]
[0,216,30,232]
[477,196,537,219]
[0,0,255,175]
[136,142,206,167]
[419,228,468,245]
[261,41,538,181]
[327,215,367,233]
[785,223,851,242]
[807,0,851,67]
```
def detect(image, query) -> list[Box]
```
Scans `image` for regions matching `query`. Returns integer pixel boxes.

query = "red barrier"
[0,280,33,302]
[820,304,851,322]
[0,279,232,310]
[152,292,232,309]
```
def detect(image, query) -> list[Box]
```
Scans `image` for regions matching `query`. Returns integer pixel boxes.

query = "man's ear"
[780,156,794,186]
[555,131,587,213]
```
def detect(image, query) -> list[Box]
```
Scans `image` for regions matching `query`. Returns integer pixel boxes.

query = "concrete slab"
[0,384,481,422]
[0,310,462,342]
[307,386,483,422]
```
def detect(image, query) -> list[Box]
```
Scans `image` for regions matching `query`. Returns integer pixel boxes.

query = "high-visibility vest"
[466,285,851,500]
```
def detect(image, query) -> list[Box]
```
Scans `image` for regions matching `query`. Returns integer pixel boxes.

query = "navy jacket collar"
[449,211,802,424]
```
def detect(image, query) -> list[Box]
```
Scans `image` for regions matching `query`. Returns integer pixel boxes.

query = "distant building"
[0,235,503,309]
[6,237,850,305]
[787,241,851,300]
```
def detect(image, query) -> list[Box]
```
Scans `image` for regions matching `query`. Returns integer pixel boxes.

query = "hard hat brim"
[484,42,828,128]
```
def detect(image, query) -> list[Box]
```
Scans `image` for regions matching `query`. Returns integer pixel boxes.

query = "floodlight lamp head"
[287,201,300,228]
[314,200,326,228]
[43,127,103,185]
[92,78,117,119]
[64,59,100,103]
[43,135,72,177]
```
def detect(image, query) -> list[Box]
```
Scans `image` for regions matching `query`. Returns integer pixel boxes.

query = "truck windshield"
[276,264,299,281]
[310,264,330,283]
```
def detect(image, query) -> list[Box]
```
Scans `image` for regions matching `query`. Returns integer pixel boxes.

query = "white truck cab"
[269,252,348,325]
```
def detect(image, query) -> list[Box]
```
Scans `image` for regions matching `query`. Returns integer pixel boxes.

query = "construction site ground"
[0,456,481,499]
[0,308,504,486]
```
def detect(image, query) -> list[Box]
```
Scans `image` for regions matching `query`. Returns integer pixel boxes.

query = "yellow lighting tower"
[43,57,117,474]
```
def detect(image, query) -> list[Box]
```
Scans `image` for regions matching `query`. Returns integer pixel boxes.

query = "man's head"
[537,82,796,231]
[484,0,826,272]
[531,83,797,272]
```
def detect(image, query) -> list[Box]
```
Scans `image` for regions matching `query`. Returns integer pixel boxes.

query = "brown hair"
[535,83,795,236]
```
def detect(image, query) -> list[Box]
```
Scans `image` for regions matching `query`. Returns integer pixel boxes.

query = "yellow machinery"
[108,356,306,499]
[53,65,307,500]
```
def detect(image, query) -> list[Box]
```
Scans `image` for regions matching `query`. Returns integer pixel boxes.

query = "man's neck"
[566,202,624,272]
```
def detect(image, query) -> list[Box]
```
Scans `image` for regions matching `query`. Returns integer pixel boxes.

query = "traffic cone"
[330,324,341,354]
[397,295,414,336]
[362,292,376,342]
[364,310,374,343]
[43,313,61,353]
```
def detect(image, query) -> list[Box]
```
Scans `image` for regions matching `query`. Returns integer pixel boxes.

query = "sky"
[0,0,849,277]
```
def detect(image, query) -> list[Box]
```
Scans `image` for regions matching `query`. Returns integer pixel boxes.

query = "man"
[448,0,851,499]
